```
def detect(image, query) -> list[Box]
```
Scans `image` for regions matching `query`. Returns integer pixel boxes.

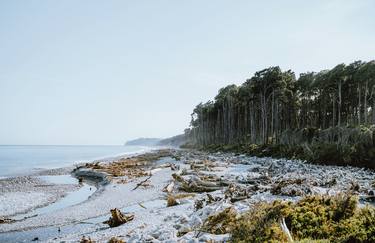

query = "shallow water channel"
[0,174,98,242]
[13,175,96,221]
[0,199,166,243]
[0,157,178,242]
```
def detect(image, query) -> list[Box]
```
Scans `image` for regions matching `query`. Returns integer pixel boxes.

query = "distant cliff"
[125,138,161,146]
[157,134,186,147]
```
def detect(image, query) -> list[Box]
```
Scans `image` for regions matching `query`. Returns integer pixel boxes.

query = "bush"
[230,194,375,243]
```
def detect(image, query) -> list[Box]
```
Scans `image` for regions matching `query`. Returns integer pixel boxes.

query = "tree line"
[186,60,375,167]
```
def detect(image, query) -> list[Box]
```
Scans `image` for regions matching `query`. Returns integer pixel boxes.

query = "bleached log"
[280,217,293,242]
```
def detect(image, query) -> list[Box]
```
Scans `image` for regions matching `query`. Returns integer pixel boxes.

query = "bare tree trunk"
[332,93,336,127]
[338,80,342,127]
[275,97,279,143]
[271,91,274,143]
[364,80,368,124]
[358,83,362,125]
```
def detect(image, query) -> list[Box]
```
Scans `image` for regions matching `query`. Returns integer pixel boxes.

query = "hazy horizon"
[1,0,374,145]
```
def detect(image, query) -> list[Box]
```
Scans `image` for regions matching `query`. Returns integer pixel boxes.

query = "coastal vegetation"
[201,194,375,243]
[241,195,375,243]
[185,60,375,168]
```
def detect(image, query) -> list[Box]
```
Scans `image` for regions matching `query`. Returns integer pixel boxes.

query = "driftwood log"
[108,237,125,243]
[172,173,221,193]
[225,183,253,202]
[132,174,152,190]
[0,217,14,224]
[80,236,95,243]
[103,208,134,227]
[162,181,175,193]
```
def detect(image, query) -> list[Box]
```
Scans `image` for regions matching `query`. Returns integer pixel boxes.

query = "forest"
[186,60,375,168]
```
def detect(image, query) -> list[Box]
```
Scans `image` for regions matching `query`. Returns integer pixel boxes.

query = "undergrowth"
[201,194,375,243]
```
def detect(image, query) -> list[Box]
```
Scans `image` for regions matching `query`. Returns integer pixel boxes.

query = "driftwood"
[350,181,360,192]
[271,178,313,197]
[103,208,134,227]
[132,174,152,191]
[167,195,180,207]
[363,195,375,202]
[80,236,95,243]
[170,163,179,171]
[224,183,252,202]
[194,193,222,210]
[0,217,14,224]
[84,150,173,178]
[172,173,221,193]
[280,217,294,242]
[108,237,125,243]
[162,181,174,193]
[138,203,147,209]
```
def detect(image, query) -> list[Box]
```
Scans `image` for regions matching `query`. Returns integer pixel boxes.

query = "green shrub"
[230,194,375,243]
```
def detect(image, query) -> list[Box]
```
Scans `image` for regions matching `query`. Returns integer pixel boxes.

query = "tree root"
[103,208,134,227]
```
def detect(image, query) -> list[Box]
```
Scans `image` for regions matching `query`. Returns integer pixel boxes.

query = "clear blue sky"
[0,0,374,145]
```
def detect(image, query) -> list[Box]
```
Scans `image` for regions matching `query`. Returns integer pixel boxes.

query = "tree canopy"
[186,60,375,168]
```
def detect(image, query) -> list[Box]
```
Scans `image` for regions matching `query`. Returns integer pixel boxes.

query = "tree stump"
[103,208,134,227]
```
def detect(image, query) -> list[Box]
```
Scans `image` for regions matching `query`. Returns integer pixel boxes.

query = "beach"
[0,148,374,242]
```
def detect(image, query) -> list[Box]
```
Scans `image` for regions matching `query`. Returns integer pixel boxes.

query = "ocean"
[0,145,149,177]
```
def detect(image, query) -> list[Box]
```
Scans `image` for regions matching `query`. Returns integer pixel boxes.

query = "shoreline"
[0,149,374,242]
[0,145,154,179]
[0,147,157,225]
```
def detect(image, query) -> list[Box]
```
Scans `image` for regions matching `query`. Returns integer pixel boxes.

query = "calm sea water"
[0,145,149,177]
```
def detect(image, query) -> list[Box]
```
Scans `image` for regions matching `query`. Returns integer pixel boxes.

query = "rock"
[187,215,203,228]
[127,234,142,243]
[158,229,177,241]
[177,225,192,237]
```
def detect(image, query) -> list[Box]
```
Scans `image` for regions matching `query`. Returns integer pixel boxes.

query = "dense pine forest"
[186,60,375,168]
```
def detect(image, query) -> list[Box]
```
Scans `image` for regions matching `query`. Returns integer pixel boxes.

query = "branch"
[132,174,152,191]
[279,217,294,242]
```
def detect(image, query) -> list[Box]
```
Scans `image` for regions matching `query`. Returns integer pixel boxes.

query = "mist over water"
[0,145,147,177]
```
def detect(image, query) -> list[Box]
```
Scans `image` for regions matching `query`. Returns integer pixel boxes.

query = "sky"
[0,0,374,145]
